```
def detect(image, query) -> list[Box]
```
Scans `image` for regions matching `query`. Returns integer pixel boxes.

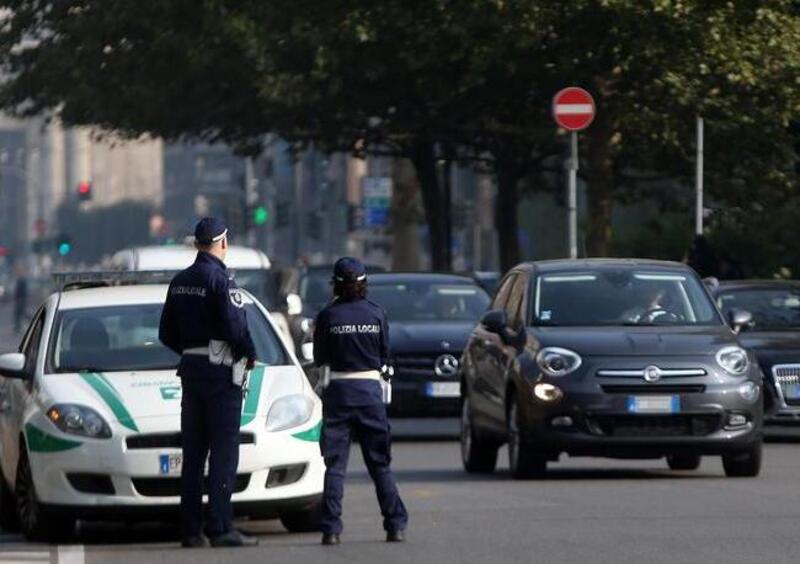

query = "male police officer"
[313,257,408,545]
[159,217,258,548]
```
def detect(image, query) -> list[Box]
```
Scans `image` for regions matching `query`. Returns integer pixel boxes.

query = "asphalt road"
[2,434,800,564]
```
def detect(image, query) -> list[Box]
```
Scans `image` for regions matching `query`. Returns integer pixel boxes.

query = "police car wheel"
[0,471,20,532]
[279,501,322,533]
[460,397,498,474]
[507,394,547,480]
[666,453,702,471]
[15,449,75,541]
[722,442,762,478]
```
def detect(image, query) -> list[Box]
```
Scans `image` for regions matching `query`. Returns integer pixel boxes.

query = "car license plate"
[627,395,679,414]
[426,382,460,398]
[159,453,182,475]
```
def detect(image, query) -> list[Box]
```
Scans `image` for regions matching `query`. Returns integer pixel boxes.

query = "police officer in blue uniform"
[313,257,408,545]
[159,217,258,548]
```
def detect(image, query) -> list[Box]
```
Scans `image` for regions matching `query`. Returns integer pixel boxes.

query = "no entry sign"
[552,87,595,131]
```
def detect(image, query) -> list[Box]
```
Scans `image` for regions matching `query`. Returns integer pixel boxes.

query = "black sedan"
[368,273,490,418]
[461,259,764,479]
[713,280,800,425]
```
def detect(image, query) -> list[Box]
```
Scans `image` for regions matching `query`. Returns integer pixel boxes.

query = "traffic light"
[56,234,72,256]
[77,181,92,201]
[253,205,269,226]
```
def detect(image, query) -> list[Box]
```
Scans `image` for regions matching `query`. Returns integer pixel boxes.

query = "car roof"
[114,245,271,271]
[369,272,481,284]
[715,279,800,293]
[520,258,692,273]
[55,284,170,310]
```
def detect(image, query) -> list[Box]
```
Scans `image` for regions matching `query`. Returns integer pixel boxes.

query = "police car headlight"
[266,395,313,432]
[716,346,749,376]
[536,347,582,377]
[46,404,112,439]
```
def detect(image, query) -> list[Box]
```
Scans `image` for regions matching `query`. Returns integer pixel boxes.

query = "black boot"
[321,533,341,545]
[209,530,259,547]
[386,530,405,543]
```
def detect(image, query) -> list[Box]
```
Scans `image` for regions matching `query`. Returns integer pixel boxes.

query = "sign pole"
[695,116,704,236]
[568,131,578,259]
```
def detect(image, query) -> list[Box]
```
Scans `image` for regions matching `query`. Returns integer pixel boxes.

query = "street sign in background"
[552,87,596,131]
[362,177,393,228]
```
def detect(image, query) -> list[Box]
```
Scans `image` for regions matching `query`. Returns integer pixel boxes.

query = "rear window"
[47,302,288,373]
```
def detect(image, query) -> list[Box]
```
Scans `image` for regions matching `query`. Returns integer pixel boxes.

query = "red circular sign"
[552,87,595,131]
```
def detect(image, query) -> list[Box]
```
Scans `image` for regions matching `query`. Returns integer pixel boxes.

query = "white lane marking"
[55,546,84,564]
[555,103,593,114]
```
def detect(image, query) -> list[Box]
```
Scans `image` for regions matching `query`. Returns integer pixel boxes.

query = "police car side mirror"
[481,309,508,334]
[0,353,27,379]
[286,293,303,316]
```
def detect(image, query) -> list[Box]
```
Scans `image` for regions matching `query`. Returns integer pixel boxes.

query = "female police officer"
[313,257,408,545]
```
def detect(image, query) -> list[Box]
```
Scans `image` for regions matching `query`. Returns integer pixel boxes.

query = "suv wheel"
[722,442,762,478]
[508,394,546,480]
[666,453,701,471]
[460,397,498,474]
[16,448,75,541]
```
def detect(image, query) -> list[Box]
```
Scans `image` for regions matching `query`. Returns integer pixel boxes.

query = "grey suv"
[460,259,763,479]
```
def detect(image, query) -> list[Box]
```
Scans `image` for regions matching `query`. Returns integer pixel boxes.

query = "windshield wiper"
[533,320,560,326]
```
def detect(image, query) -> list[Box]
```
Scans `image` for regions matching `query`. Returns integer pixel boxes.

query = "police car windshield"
[231,269,277,309]
[368,282,490,322]
[49,303,288,373]
[530,270,722,326]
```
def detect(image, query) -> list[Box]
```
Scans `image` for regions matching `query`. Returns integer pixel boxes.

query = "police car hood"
[42,365,305,425]
[389,321,474,354]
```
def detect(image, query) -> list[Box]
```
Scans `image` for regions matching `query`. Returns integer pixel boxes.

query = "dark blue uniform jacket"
[313,296,389,406]
[159,252,256,380]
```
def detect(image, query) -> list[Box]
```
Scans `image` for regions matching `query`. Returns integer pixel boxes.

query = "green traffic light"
[58,242,72,256]
[253,206,269,225]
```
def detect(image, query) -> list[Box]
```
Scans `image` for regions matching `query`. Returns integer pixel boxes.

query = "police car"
[0,272,324,541]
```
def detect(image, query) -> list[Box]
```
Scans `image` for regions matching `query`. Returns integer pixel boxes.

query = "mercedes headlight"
[266,395,313,432]
[46,404,112,438]
[716,346,749,376]
[536,347,582,377]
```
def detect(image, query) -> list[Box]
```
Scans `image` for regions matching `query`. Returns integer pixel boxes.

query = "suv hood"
[531,326,738,357]
[42,364,304,429]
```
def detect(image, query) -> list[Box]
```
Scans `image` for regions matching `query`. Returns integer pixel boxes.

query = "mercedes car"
[460,259,764,479]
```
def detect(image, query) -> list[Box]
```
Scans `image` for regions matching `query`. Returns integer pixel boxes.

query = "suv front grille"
[773,365,800,406]
[588,414,721,437]
[601,384,706,395]
[394,352,461,378]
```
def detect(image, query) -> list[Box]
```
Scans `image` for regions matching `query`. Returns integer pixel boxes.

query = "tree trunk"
[390,157,421,271]
[584,105,616,257]
[409,141,451,271]
[496,165,521,273]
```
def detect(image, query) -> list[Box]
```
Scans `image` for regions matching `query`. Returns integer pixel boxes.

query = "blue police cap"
[194,217,228,244]
[333,257,367,282]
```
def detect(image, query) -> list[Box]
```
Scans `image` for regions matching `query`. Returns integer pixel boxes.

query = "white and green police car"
[0,273,324,541]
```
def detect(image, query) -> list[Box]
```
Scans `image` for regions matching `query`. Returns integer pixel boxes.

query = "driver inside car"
[623,285,681,324]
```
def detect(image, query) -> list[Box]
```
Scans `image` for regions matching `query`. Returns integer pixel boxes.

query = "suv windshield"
[717,288,800,330]
[369,281,490,322]
[49,302,288,373]
[531,270,721,327]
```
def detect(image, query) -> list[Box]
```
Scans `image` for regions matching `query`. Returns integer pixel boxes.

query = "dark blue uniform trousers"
[320,401,408,535]
[180,376,243,538]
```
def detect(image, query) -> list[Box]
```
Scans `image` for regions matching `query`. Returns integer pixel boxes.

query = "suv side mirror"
[728,309,753,333]
[481,310,508,334]
[0,353,27,379]
[286,293,303,316]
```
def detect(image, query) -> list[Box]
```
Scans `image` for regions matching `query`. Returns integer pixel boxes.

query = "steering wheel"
[638,308,683,324]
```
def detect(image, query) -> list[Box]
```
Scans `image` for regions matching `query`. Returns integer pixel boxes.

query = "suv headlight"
[266,395,313,432]
[716,346,749,376]
[46,404,112,439]
[536,347,582,377]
